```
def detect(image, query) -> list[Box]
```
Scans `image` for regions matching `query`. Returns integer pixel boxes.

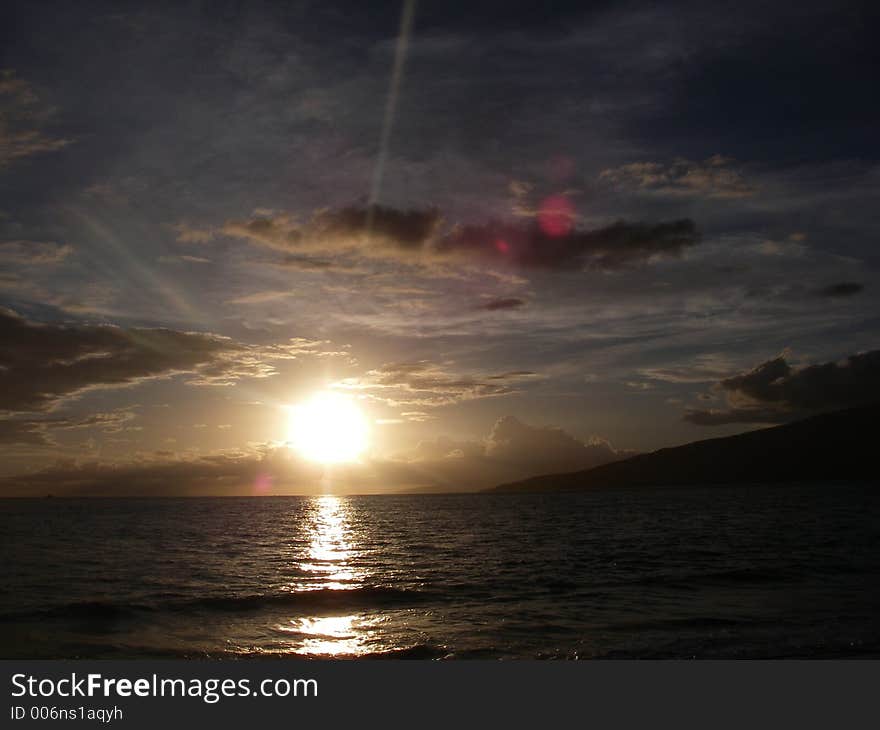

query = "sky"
[1,0,878,495]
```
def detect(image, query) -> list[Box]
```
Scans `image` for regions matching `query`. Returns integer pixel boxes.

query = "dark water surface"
[2,484,879,658]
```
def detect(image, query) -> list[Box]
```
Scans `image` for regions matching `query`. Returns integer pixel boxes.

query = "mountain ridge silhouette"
[489,404,878,492]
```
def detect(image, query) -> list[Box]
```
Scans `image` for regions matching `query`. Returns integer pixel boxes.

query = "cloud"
[157,254,211,265]
[599,155,755,199]
[0,70,72,167]
[220,213,302,252]
[0,309,336,413]
[479,297,526,311]
[211,205,699,272]
[0,408,138,445]
[226,290,297,305]
[387,415,627,490]
[755,239,807,257]
[314,205,442,252]
[273,255,349,272]
[0,419,53,445]
[218,205,440,260]
[0,415,623,495]
[172,223,215,243]
[625,380,653,390]
[0,240,72,265]
[437,217,699,270]
[0,448,303,497]
[400,411,434,422]
[682,406,793,426]
[332,361,537,407]
[817,282,863,298]
[484,416,620,475]
[638,354,737,384]
[684,349,880,425]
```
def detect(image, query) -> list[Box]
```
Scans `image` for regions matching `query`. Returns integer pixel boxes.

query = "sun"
[287,391,370,464]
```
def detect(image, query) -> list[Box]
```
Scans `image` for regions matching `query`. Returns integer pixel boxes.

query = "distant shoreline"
[0,479,875,500]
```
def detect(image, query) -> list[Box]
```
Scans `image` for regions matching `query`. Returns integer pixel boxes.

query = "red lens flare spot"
[495,238,510,254]
[538,195,575,238]
[253,472,273,495]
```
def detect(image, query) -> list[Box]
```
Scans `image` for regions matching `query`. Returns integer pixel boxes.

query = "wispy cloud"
[0,70,73,167]
[333,361,538,408]
[600,155,755,199]
[816,282,863,298]
[479,297,526,311]
[206,204,699,273]
[0,309,343,413]
[0,240,72,266]
[0,407,138,446]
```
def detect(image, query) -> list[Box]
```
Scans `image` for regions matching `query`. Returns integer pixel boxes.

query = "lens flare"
[495,238,511,254]
[538,195,575,237]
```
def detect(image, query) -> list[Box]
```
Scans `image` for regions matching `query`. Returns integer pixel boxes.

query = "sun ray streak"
[366,0,417,232]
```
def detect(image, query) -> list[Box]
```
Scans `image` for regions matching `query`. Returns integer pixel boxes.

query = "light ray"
[366,0,417,233]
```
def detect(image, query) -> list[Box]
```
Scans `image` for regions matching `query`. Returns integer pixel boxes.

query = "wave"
[292,644,449,660]
[161,642,453,660]
[0,585,437,623]
[181,586,435,613]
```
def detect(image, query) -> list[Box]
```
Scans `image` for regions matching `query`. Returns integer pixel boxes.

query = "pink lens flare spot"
[495,238,511,254]
[253,472,273,495]
[538,195,575,238]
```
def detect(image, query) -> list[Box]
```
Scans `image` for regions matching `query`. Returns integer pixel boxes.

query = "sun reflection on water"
[298,495,360,590]
[277,614,381,656]
[280,495,377,656]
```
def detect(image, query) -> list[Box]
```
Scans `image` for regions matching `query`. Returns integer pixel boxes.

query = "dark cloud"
[0,309,332,413]
[316,206,441,252]
[214,205,699,272]
[480,297,526,311]
[0,409,137,445]
[485,371,537,380]
[436,218,699,270]
[219,206,440,257]
[817,282,864,298]
[684,349,880,425]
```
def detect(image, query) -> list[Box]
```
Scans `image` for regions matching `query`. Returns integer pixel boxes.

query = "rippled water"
[2,484,879,658]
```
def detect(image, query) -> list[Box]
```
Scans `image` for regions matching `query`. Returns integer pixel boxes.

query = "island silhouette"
[490,404,877,492]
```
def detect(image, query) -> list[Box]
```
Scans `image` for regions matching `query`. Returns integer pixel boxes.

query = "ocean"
[2,483,879,659]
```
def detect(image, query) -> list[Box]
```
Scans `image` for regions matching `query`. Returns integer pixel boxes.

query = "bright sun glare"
[288,391,370,464]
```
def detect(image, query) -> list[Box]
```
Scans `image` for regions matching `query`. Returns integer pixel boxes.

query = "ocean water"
[1,483,879,659]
